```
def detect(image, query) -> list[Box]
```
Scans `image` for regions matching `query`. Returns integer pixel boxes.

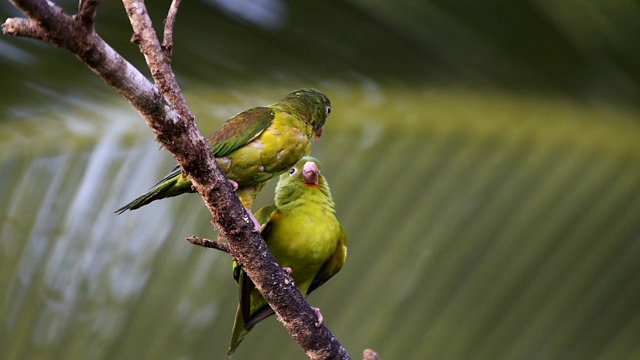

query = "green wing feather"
[308,227,347,295]
[208,107,275,157]
[254,204,277,227]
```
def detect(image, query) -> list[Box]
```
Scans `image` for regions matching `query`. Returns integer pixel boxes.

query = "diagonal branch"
[4,0,168,119]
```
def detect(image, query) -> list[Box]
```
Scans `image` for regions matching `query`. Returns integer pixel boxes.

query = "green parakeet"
[228,156,347,355]
[115,89,332,227]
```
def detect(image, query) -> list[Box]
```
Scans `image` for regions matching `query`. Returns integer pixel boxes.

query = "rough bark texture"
[3,1,358,359]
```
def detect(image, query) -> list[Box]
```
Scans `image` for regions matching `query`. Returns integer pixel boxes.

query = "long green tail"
[228,266,277,355]
[228,304,251,356]
[114,166,193,214]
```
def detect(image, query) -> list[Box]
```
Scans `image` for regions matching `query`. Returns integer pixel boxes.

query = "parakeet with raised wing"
[228,156,347,355]
[115,89,331,230]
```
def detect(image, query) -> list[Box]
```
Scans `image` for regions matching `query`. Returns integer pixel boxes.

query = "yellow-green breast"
[216,111,314,186]
[266,199,342,295]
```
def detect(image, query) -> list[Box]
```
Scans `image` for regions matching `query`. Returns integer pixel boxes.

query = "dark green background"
[1,1,639,359]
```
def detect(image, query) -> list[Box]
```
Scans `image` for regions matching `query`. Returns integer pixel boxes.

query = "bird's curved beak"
[314,127,323,142]
[302,161,319,185]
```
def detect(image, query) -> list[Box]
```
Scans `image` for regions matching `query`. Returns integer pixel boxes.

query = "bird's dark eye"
[289,168,297,175]
[325,105,331,116]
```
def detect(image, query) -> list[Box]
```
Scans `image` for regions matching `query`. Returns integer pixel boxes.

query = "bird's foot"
[228,179,238,191]
[311,306,324,327]
[282,267,293,275]
[245,208,261,233]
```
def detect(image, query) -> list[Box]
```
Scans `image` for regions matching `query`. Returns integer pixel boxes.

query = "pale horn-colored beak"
[302,161,319,185]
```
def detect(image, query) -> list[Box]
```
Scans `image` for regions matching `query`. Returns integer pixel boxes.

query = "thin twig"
[186,235,231,253]
[162,0,181,60]
[5,0,70,47]
[76,0,100,29]
[123,0,192,125]
[2,17,45,40]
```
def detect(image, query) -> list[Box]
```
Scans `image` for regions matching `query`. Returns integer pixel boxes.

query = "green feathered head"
[281,88,331,140]
[275,156,334,208]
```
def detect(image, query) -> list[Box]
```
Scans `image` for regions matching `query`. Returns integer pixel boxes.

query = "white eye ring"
[325,105,331,116]
[289,167,297,175]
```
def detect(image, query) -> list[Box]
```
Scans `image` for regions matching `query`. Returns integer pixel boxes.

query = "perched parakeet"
[115,89,332,228]
[228,156,347,355]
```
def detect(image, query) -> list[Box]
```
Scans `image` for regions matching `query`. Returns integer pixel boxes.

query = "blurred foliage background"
[1,1,640,359]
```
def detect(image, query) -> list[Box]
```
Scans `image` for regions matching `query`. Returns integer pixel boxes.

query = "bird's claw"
[311,306,323,327]
[282,267,293,275]
[229,179,239,191]
[246,208,261,233]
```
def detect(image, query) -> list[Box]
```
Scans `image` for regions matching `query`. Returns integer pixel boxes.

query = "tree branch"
[161,0,180,60]
[186,235,231,253]
[3,1,355,359]
[123,0,190,123]
[2,17,46,40]
[76,0,100,30]
[4,0,170,123]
